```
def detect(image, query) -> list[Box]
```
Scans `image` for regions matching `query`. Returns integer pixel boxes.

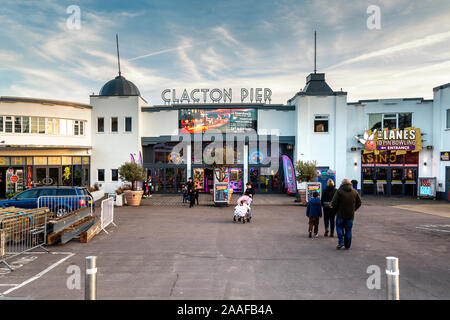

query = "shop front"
[361,151,419,196]
[0,156,90,198]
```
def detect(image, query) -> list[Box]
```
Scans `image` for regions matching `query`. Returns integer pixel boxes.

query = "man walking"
[331,178,362,250]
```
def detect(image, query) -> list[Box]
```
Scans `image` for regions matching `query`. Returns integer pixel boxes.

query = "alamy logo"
[66,5,81,30]
[367,5,381,30]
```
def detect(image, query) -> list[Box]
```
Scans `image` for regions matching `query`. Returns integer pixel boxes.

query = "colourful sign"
[357,127,422,155]
[441,152,450,161]
[9,174,19,183]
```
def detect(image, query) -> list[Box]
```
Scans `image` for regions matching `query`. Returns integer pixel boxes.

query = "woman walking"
[321,179,337,237]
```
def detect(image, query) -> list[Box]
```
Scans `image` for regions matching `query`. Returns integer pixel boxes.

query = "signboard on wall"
[214,182,229,203]
[418,177,437,199]
[179,109,257,133]
[441,152,450,161]
[356,127,422,154]
[306,182,322,203]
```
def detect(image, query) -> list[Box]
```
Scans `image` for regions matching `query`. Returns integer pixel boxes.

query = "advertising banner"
[179,108,257,133]
[418,177,437,199]
[306,182,322,203]
[357,127,422,155]
[214,182,229,203]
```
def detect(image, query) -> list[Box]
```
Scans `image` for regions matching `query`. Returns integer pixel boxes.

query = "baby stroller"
[233,195,252,224]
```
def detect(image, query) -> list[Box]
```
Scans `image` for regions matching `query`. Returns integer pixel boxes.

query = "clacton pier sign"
[161,88,273,104]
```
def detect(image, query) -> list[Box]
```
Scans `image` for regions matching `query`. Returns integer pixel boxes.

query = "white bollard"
[386,256,400,300]
[85,256,97,300]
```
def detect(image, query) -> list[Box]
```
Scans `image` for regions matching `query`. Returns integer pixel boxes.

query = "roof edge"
[0,96,92,109]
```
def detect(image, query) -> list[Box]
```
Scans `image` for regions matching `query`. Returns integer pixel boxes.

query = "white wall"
[90,95,143,193]
[140,110,178,137]
[294,94,348,184]
[433,85,450,194]
[258,109,296,136]
[0,101,91,147]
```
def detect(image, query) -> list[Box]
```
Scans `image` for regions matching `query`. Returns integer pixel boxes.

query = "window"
[369,114,382,131]
[14,116,22,133]
[38,117,45,134]
[39,189,56,196]
[31,117,38,133]
[369,113,412,130]
[5,116,13,133]
[67,120,73,135]
[97,169,105,181]
[80,121,84,135]
[398,113,412,129]
[111,169,119,181]
[46,118,54,135]
[22,117,30,133]
[74,121,80,135]
[0,116,3,132]
[59,119,67,135]
[383,114,397,130]
[314,115,329,132]
[56,189,77,196]
[111,117,118,132]
[447,109,450,129]
[125,117,132,132]
[54,119,60,135]
[97,117,104,132]
[16,189,40,199]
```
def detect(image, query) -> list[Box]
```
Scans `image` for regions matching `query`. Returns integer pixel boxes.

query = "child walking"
[306,191,322,238]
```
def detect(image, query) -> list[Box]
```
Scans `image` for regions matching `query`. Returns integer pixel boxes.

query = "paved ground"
[0,195,449,300]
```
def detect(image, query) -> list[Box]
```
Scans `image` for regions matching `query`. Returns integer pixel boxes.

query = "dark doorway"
[0,168,5,198]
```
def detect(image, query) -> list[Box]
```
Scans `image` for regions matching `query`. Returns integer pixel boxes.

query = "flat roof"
[142,103,295,112]
[347,97,433,105]
[0,96,92,109]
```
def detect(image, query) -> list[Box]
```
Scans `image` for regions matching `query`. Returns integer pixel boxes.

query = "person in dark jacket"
[244,182,255,221]
[321,179,337,237]
[306,191,322,238]
[186,177,195,208]
[331,178,362,250]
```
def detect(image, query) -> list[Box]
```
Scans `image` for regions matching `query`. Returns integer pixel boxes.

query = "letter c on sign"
[162,89,171,103]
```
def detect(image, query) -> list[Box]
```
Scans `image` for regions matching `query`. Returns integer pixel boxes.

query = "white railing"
[37,195,94,218]
[100,197,117,234]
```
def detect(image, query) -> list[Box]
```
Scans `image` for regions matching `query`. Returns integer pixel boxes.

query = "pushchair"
[233,195,252,224]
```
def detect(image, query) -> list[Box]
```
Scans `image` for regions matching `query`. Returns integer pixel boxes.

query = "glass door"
[48,167,60,186]
[375,167,388,195]
[35,167,47,186]
[390,168,403,196]
[362,167,375,195]
[404,168,417,196]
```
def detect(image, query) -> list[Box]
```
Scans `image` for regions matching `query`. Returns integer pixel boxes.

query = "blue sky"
[1,0,450,104]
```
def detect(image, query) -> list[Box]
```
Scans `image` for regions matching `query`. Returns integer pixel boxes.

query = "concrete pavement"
[0,195,449,300]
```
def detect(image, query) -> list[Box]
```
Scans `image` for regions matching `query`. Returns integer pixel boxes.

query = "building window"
[314,115,329,132]
[125,117,132,132]
[111,117,118,132]
[80,121,84,135]
[369,113,412,131]
[447,109,450,129]
[5,116,13,133]
[111,169,119,181]
[14,116,22,133]
[22,117,30,133]
[97,169,105,182]
[39,117,45,134]
[46,118,54,135]
[383,114,397,130]
[97,117,104,132]
[74,121,80,135]
[0,116,3,132]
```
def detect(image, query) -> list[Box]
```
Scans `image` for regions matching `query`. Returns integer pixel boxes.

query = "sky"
[1,0,450,105]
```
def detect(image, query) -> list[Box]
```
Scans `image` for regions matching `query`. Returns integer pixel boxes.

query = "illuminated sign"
[162,88,272,104]
[356,127,422,153]
[441,152,450,161]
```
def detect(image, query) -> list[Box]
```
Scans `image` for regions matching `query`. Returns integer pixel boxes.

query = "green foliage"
[118,162,146,191]
[295,160,318,183]
[7,192,19,199]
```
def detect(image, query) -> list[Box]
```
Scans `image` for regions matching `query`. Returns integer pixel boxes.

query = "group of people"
[306,178,362,250]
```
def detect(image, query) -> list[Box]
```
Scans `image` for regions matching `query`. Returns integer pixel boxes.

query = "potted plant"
[295,160,318,205]
[118,162,146,206]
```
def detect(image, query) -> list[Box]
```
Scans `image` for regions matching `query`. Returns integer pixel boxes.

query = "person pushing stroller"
[233,195,252,223]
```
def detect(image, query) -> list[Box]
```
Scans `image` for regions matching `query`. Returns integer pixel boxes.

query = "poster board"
[417,177,437,199]
[214,182,229,203]
[306,182,322,203]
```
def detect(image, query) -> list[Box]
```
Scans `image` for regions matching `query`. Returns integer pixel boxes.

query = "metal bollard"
[85,256,97,300]
[386,256,400,300]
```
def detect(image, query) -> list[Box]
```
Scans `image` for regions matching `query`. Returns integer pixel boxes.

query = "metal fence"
[0,208,51,270]
[38,195,94,218]
[100,197,117,234]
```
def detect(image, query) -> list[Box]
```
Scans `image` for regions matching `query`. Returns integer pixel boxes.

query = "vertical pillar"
[244,143,248,188]
[186,143,192,180]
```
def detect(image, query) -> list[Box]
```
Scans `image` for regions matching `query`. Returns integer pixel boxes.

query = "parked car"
[0,186,95,217]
